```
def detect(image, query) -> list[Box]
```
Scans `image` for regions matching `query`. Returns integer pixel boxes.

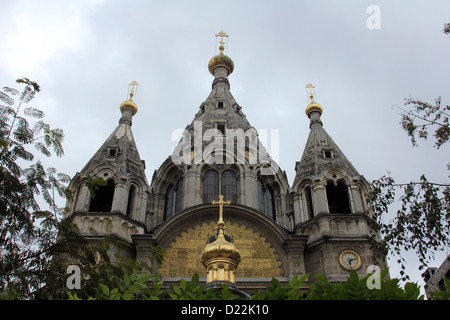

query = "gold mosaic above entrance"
[158,220,283,279]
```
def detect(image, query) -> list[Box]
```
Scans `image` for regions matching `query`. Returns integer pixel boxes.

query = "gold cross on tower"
[305,83,315,103]
[211,194,231,227]
[128,80,139,101]
[215,31,229,54]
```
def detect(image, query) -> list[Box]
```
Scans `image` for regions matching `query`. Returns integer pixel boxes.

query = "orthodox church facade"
[64,33,386,292]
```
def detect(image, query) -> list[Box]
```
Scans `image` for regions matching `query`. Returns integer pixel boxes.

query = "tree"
[0,78,73,298]
[369,25,449,280]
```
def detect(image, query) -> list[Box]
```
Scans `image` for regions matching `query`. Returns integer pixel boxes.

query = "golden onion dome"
[200,229,241,266]
[208,45,234,76]
[305,101,323,116]
[120,99,138,115]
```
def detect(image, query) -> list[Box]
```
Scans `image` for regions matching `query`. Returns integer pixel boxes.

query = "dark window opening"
[89,179,115,212]
[257,179,265,212]
[203,171,219,204]
[221,171,237,203]
[324,150,332,159]
[257,179,276,221]
[175,178,183,213]
[326,180,351,213]
[217,123,225,135]
[266,186,275,220]
[164,184,174,220]
[108,148,118,158]
[126,185,137,217]
[305,186,314,219]
[217,101,224,109]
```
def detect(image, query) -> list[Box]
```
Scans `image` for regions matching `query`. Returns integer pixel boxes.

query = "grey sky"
[1,0,449,291]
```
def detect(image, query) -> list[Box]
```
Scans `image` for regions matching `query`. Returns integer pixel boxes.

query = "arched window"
[326,180,351,213]
[265,186,275,220]
[257,179,265,212]
[89,179,115,212]
[126,185,137,217]
[221,171,237,203]
[164,179,184,221]
[257,179,276,220]
[203,170,237,203]
[175,178,183,213]
[203,171,219,203]
[164,184,174,220]
[305,186,314,219]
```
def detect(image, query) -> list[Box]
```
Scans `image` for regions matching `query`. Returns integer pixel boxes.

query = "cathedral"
[63,32,386,292]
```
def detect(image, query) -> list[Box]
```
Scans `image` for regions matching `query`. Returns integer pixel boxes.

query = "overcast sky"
[1,0,449,290]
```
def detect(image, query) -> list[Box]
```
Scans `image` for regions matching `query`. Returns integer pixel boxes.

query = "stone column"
[111,177,128,214]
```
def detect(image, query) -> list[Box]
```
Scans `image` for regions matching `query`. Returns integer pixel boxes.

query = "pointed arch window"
[266,186,275,220]
[257,179,276,220]
[164,184,174,220]
[126,185,137,217]
[305,186,314,219]
[164,178,184,221]
[203,170,237,203]
[257,179,265,212]
[175,178,184,213]
[326,180,351,213]
[89,179,115,212]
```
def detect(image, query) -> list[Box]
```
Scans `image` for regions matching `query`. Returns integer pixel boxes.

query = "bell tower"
[64,81,149,259]
[290,84,386,281]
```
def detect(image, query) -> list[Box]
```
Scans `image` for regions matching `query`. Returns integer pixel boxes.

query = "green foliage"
[370,93,449,279]
[91,270,163,300]
[400,96,449,149]
[68,268,429,300]
[0,78,68,298]
[370,173,450,279]
[251,273,309,300]
[83,175,108,198]
[428,277,450,300]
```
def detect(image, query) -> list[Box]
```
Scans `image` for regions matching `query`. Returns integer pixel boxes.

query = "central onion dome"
[200,195,241,285]
[208,44,234,76]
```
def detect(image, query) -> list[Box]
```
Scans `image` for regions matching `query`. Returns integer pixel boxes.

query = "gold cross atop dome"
[305,83,315,103]
[120,80,139,115]
[128,80,139,101]
[304,83,323,117]
[208,31,234,76]
[215,31,229,53]
[211,194,231,227]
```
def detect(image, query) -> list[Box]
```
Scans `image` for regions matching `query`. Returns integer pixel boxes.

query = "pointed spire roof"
[294,84,359,182]
[81,82,147,181]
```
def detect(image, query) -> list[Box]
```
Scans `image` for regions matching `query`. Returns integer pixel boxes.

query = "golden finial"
[128,80,139,101]
[305,83,315,103]
[120,80,139,115]
[201,194,240,285]
[211,194,231,229]
[305,83,323,117]
[215,31,229,54]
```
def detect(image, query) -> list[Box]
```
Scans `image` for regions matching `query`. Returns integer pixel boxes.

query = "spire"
[294,84,359,180]
[200,195,241,286]
[80,81,146,179]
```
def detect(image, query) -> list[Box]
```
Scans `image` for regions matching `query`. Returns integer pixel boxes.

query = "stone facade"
[63,45,387,292]
[422,255,450,298]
